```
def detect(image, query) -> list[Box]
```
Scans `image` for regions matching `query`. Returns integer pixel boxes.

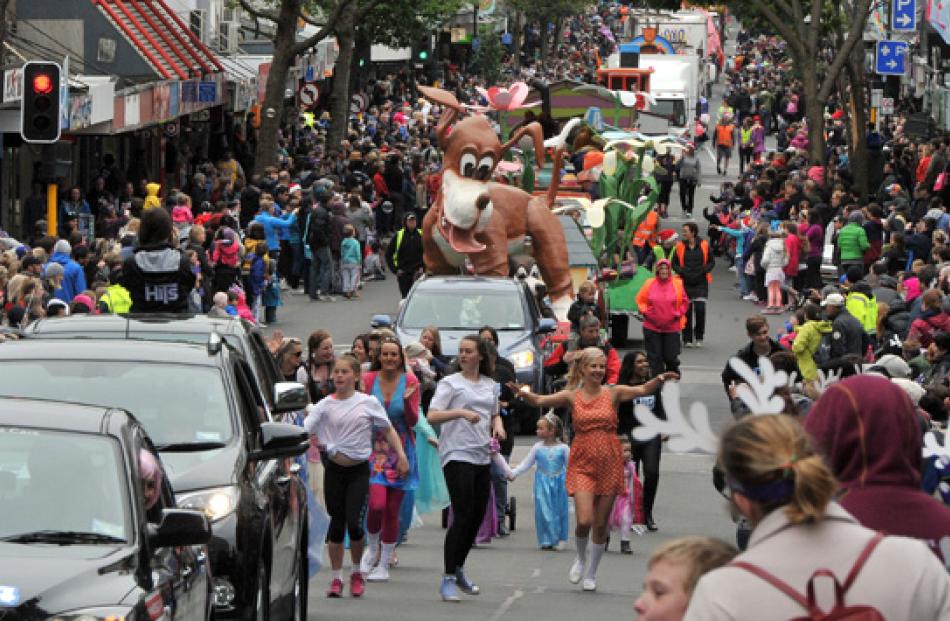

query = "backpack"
[731,533,885,621]
[814,330,834,366]
[307,207,331,248]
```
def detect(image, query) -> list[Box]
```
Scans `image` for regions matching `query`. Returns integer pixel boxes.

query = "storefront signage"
[3,68,22,103]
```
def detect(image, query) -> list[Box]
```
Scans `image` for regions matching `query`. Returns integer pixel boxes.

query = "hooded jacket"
[635,260,689,333]
[908,309,950,348]
[143,183,162,211]
[47,252,87,303]
[119,244,196,313]
[845,282,878,336]
[791,319,833,381]
[804,375,950,566]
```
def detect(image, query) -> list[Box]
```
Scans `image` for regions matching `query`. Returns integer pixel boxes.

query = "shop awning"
[93,0,223,80]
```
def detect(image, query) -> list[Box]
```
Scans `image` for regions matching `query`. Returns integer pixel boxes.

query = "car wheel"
[293,514,309,621]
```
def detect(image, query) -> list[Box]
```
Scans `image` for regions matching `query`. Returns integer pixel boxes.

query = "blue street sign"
[892,0,917,32]
[875,40,908,75]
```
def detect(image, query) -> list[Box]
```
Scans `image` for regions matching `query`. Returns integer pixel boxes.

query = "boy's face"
[634,560,691,621]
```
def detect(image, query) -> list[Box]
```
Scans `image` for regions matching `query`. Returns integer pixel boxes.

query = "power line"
[15,19,130,85]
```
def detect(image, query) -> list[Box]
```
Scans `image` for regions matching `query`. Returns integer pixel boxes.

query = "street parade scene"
[2,0,950,619]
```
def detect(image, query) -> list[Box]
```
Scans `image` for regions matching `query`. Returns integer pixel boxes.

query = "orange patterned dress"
[565,389,625,496]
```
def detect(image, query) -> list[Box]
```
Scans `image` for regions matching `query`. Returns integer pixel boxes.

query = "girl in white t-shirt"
[304,355,409,599]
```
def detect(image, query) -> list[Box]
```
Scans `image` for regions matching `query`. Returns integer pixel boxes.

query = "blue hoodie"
[47,252,87,302]
[253,211,294,252]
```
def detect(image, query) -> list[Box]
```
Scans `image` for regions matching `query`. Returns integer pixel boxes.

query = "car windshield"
[652,99,687,127]
[0,428,130,542]
[401,288,527,330]
[0,362,234,446]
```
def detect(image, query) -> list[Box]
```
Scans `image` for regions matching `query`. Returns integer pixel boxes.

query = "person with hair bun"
[685,415,950,620]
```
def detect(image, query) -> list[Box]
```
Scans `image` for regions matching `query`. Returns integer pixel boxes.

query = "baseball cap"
[820,293,846,307]
[870,354,911,379]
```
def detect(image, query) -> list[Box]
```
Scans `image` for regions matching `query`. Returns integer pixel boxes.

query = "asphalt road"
[260,31,801,618]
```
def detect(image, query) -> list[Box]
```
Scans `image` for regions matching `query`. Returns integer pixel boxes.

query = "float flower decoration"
[469,82,541,113]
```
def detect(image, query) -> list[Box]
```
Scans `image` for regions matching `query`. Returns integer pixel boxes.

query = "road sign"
[871,88,883,107]
[881,97,895,115]
[298,83,319,108]
[891,0,917,32]
[875,40,908,75]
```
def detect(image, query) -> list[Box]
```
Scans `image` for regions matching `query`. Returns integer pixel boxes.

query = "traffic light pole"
[42,144,56,236]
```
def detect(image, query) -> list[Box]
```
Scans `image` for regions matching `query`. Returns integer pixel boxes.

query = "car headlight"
[509,350,535,369]
[48,609,133,621]
[176,485,239,522]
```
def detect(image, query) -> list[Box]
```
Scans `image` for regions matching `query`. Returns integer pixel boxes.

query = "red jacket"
[908,311,950,348]
[636,272,689,333]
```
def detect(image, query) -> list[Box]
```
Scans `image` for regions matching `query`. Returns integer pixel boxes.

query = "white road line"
[703,145,717,165]
[489,588,525,621]
[530,568,541,578]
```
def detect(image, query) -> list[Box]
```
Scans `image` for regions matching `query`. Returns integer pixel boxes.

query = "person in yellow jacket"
[143,182,162,211]
[97,268,133,314]
[791,302,833,391]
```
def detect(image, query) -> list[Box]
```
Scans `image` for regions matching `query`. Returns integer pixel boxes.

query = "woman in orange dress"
[513,348,676,592]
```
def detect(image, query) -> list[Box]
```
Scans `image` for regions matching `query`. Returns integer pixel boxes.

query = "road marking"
[530,567,541,578]
[703,145,717,165]
[489,588,525,621]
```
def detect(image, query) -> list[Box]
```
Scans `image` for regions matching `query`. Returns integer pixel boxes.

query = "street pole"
[46,183,57,237]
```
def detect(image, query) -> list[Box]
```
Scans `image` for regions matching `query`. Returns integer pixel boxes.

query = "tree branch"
[790,0,806,43]
[290,0,356,55]
[818,0,873,101]
[238,0,279,23]
[748,0,806,58]
[807,0,821,57]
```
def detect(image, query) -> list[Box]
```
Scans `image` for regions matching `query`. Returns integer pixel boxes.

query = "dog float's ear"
[501,121,546,168]
[418,85,465,150]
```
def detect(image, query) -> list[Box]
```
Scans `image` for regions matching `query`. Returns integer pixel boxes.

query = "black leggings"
[323,459,369,543]
[631,437,661,517]
[443,460,491,574]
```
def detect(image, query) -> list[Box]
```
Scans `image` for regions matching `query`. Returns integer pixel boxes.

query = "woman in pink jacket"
[635,259,689,376]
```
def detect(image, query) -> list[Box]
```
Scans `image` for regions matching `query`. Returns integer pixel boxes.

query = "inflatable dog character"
[418,85,574,318]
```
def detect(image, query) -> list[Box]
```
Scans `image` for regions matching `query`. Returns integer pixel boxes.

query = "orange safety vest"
[632,210,659,248]
[674,239,713,284]
[715,124,734,148]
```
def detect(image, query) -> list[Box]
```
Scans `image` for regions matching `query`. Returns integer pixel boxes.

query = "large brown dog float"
[418,85,574,318]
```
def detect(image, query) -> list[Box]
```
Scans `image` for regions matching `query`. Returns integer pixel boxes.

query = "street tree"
[325,0,465,147]
[238,0,363,175]
[508,0,588,62]
[700,0,873,166]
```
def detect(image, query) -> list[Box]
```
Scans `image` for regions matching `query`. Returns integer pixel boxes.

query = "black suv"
[22,314,285,414]
[0,338,310,620]
[0,397,213,620]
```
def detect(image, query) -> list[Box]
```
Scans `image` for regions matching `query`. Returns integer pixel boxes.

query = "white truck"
[638,53,703,139]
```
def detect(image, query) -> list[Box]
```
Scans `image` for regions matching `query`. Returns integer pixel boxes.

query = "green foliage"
[508,0,587,24]
[471,23,505,85]
[355,0,465,48]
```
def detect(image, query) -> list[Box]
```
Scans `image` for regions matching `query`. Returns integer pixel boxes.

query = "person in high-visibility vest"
[645,229,678,272]
[97,269,133,314]
[632,209,660,265]
[671,222,714,348]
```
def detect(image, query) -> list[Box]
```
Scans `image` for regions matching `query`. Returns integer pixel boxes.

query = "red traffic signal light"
[20,61,62,143]
[32,73,53,95]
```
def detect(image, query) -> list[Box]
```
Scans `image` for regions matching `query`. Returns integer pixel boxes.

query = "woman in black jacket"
[617,351,665,532]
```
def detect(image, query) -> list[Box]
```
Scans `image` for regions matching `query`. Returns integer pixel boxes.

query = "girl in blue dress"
[361,338,419,582]
[509,412,570,550]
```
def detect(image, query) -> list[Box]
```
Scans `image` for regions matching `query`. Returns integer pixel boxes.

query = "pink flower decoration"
[474,82,540,112]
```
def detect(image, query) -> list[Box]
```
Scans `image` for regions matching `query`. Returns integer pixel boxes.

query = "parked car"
[0,337,310,620]
[22,314,285,415]
[0,396,213,619]
[386,275,556,430]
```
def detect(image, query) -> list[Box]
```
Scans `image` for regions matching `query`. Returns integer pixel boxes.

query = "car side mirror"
[537,318,557,334]
[273,381,308,413]
[370,314,392,328]
[249,422,309,462]
[149,508,212,548]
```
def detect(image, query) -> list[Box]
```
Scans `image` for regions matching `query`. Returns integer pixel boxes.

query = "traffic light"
[21,61,62,143]
[414,34,433,64]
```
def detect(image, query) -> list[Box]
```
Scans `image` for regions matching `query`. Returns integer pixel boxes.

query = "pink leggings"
[366,484,404,544]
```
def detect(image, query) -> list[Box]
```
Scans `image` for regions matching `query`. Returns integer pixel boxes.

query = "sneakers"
[695,340,704,348]
[683,341,694,348]
[728,265,737,272]
[620,540,632,555]
[317,294,337,302]
[455,568,480,595]
[349,572,365,597]
[367,565,390,582]
[440,576,461,602]
[568,557,585,584]
[742,293,757,301]
[582,578,597,591]
[359,547,377,575]
[326,578,344,598]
